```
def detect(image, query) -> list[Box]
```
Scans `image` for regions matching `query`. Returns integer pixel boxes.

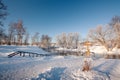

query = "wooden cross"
[84,41,91,57]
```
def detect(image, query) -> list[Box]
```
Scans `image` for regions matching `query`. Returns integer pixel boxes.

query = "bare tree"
[0,0,7,44]
[8,22,16,45]
[56,33,67,48]
[61,33,67,48]
[8,21,26,45]
[40,34,51,49]
[0,0,7,26]
[0,27,4,44]
[110,16,120,26]
[24,32,29,45]
[73,32,80,49]
[56,32,80,49]
[56,34,64,48]
[0,29,8,45]
[15,20,25,45]
[8,20,26,45]
[88,25,116,51]
[66,33,74,49]
[109,16,120,48]
[31,32,39,46]
[31,36,35,46]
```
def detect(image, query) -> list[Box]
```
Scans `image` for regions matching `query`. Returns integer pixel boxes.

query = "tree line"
[56,32,80,49]
[0,0,52,48]
[1,0,120,52]
[31,32,51,49]
[0,20,52,48]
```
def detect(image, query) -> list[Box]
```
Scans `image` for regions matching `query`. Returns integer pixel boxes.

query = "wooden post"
[36,54,38,57]
[32,53,34,57]
[29,53,31,57]
[23,53,25,57]
[20,52,22,56]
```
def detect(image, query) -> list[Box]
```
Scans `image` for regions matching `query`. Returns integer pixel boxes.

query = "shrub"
[82,60,91,72]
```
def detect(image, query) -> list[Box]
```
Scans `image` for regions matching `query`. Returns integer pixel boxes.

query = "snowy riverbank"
[0,45,120,80]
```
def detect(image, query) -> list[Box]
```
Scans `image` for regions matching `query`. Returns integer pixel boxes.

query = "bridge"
[8,50,89,58]
[8,51,54,58]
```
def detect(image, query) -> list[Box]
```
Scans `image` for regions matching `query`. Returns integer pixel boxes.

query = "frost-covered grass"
[0,45,120,80]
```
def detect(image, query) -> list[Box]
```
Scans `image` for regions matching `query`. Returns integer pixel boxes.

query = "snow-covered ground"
[0,45,120,80]
[0,45,49,57]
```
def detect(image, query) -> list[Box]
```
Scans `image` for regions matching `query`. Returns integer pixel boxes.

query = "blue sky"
[3,0,120,42]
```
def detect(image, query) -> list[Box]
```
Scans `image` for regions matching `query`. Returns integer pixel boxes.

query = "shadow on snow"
[31,67,66,80]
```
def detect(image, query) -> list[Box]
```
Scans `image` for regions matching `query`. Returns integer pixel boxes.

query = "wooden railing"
[8,51,53,58]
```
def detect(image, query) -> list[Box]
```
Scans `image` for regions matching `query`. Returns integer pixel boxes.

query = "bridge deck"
[8,51,54,58]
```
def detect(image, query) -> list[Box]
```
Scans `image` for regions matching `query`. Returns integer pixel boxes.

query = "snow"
[0,45,49,57]
[90,46,107,54]
[0,45,120,80]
